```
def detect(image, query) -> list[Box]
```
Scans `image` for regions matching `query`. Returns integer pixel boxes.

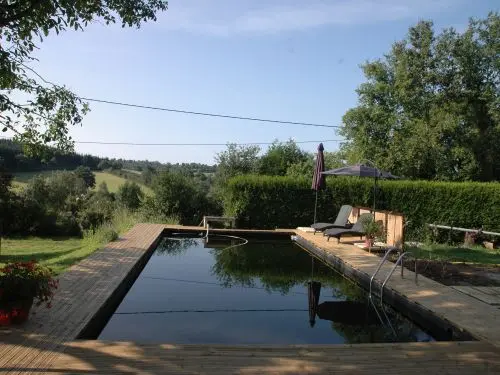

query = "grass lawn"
[0,209,146,274]
[94,172,152,195]
[0,237,91,275]
[12,171,152,195]
[407,243,500,265]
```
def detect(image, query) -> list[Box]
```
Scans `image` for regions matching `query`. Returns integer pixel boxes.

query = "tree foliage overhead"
[0,0,168,155]
[341,13,500,181]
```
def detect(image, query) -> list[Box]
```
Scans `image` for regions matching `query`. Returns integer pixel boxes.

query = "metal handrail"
[368,295,395,334]
[380,252,417,307]
[369,247,398,299]
[427,223,500,237]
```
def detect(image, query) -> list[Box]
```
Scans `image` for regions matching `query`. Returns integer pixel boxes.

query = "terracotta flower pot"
[0,308,11,326]
[365,237,375,248]
[10,298,34,324]
[0,297,34,325]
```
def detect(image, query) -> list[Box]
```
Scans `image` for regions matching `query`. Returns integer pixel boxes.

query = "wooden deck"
[0,223,165,374]
[16,341,500,374]
[295,231,500,347]
[1,224,500,374]
[451,286,500,307]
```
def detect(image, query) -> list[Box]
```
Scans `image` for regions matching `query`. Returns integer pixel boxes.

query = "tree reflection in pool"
[98,235,435,344]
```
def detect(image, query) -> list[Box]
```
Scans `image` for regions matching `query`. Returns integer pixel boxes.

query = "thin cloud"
[159,0,462,35]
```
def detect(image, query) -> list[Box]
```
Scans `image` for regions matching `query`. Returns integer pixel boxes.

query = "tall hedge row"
[223,175,500,237]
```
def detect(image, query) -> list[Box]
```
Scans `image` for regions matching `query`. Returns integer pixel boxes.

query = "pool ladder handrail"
[368,247,398,299]
[380,251,418,307]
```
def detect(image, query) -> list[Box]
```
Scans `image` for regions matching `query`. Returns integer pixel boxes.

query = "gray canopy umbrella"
[322,164,398,211]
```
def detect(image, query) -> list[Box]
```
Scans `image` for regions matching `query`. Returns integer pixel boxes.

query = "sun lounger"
[324,213,374,242]
[310,205,353,234]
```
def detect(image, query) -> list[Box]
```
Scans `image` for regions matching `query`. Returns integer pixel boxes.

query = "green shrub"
[8,171,89,236]
[74,165,96,188]
[78,183,116,231]
[82,224,118,251]
[151,171,218,225]
[138,196,180,224]
[116,181,144,210]
[223,175,500,238]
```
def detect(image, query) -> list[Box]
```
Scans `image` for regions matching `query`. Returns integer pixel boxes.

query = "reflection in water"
[210,239,361,296]
[155,236,198,256]
[99,236,435,344]
[210,239,433,342]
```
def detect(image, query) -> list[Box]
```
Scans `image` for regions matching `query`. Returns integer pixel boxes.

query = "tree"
[258,139,308,176]
[74,166,95,188]
[24,171,87,213]
[97,160,111,170]
[0,1,168,154]
[0,161,13,252]
[151,171,212,224]
[111,161,123,170]
[116,181,144,210]
[286,151,345,178]
[340,13,500,181]
[213,143,260,200]
[215,144,261,180]
[22,171,88,235]
[78,182,115,230]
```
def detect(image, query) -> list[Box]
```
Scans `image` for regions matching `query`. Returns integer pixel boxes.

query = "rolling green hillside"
[12,171,152,195]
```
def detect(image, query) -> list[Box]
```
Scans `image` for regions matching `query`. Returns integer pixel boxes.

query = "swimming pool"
[97,233,437,344]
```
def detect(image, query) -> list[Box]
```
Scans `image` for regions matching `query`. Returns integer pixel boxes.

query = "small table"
[203,216,236,229]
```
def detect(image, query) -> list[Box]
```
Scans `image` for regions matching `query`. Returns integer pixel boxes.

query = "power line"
[81,97,341,129]
[143,276,307,295]
[74,139,343,146]
[115,308,308,315]
[9,64,341,128]
[0,135,343,147]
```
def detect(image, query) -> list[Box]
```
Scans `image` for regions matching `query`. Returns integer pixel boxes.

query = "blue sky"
[23,0,497,164]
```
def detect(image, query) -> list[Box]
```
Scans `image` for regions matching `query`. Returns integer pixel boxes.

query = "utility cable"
[81,97,341,129]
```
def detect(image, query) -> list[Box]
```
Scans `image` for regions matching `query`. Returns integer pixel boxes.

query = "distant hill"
[12,171,153,195]
[0,138,216,175]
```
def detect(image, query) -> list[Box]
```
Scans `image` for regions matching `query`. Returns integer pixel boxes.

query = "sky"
[13,0,498,164]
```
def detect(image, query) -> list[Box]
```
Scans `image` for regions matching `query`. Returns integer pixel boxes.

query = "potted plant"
[363,219,383,248]
[0,261,58,325]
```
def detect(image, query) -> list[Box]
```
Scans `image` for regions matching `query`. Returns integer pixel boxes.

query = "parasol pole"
[314,190,319,224]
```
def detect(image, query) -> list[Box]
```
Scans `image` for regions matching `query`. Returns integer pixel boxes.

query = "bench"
[202,216,236,229]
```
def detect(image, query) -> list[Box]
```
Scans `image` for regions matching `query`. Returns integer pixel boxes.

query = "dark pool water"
[98,234,434,344]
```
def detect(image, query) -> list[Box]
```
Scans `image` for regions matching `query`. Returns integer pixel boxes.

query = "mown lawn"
[94,172,152,195]
[0,237,92,275]
[407,243,500,265]
[0,208,148,274]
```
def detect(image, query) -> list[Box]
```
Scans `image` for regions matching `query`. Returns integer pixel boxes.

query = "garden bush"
[223,175,500,238]
[151,171,219,225]
[116,181,144,210]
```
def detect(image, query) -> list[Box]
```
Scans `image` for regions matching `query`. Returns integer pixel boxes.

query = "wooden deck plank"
[34,341,500,374]
[451,286,500,306]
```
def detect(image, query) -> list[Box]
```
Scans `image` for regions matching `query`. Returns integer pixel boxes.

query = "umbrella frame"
[321,161,398,212]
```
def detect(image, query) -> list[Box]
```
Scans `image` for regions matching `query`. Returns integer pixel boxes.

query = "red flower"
[0,261,57,309]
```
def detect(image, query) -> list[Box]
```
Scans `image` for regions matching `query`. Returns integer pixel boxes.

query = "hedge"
[223,175,500,238]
